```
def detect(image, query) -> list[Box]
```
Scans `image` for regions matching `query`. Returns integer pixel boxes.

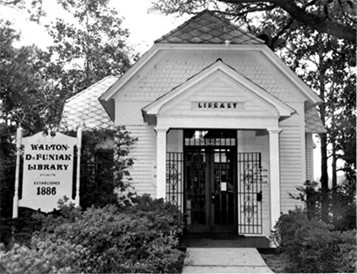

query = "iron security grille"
[237,152,263,234]
[166,152,184,209]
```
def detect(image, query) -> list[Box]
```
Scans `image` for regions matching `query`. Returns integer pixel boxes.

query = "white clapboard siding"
[126,125,157,197]
[279,126,305,212]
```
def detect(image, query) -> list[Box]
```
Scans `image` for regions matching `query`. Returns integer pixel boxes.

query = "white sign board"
[19,132,77,212]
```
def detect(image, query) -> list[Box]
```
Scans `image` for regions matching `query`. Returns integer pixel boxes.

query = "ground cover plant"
[0,196,184,273]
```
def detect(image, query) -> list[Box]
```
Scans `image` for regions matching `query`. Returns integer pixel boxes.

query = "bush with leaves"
[0,236,89,273]
[67,126,137,209]
[290,180,356,230]
[0,126,137,248]
[276,208,357,273]
[1,196,184,273]
[126,194,184,235]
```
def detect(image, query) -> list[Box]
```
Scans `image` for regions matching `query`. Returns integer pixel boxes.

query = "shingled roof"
[60,76,118,131]
[305,108,326,133]
[155,10,264,45]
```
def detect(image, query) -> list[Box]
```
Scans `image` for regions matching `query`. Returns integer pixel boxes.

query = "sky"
[0,0,187,54]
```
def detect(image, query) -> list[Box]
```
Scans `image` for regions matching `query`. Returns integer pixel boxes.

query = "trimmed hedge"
[276,208,357,273]
[0,196,184,273]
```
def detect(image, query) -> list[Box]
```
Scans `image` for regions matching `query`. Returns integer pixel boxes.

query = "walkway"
[182,247,273,273]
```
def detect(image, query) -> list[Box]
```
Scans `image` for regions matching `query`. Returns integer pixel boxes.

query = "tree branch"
[0,0,22,5]
[218,0,356,43]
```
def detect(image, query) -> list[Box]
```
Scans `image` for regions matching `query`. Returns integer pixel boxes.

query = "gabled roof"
[143,59,295,122]
[155,10,264,45]
[60,76,118,131]
[100,10,322,120]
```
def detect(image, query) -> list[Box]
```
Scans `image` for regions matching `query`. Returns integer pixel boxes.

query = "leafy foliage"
[76,126,137,209]
[46,0,134,95]
[1,0,135,135]
[0,197,184,273]
[276,208,357,273]
[151,0,356,44]
[290,180,356,231]
[0,238,88,274]
[0,20,60,134]
[0,126,137,251]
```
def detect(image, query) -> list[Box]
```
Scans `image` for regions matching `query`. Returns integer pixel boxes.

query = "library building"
[60,10,326,244]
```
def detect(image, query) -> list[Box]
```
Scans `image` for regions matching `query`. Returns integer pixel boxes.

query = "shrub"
[45,203,183,273]
[0,237,88,273]
[30,196,183,273]
[1,196,184,273]
[126,194,184,235]
[290,180,356,230]
[276,208,357,273]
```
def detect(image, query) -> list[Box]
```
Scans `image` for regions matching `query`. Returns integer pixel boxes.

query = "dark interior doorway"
[184,129,237,234]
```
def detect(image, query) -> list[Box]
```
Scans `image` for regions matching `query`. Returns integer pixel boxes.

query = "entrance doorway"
[184,130,237,234]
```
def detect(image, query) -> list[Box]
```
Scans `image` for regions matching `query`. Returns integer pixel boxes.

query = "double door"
[185,147,237,234]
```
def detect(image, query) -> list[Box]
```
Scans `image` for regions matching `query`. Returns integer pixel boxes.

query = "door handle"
[211,194,215,203]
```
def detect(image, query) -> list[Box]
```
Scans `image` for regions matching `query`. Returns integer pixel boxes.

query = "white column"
[268,128,282,232]
[155,127,168,199]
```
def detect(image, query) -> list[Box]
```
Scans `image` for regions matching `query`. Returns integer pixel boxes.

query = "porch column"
[155,127,168,199]
[268,128,282,231]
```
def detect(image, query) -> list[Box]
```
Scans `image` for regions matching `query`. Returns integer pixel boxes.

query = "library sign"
[13,129,82,216]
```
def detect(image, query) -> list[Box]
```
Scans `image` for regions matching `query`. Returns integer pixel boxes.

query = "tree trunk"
[320,132,329,222]
[318,64,329,223]
[331,140,337,189]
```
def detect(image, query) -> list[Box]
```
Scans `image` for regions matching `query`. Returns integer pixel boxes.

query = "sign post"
[75,127,82,207]
[12,127,22,219]
[13,130,81,215]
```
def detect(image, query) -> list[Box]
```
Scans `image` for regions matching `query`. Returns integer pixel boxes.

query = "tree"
[0,0,134,133]
[45,0,133,95]
[280,29,356,221]
[0,0,135,218]
[219,0,356,43]
[151,0,356,44]
[0,20,58,134]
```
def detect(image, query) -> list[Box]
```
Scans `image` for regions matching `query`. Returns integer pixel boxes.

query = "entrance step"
[182,247,273,273]
[180,236,271,248]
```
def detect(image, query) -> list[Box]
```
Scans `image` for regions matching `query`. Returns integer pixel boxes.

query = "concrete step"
[182,247,273,273]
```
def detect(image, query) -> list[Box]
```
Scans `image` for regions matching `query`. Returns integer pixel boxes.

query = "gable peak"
[155,10,264,45]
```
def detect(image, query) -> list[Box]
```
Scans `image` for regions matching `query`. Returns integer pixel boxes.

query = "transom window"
[184,129,236,147]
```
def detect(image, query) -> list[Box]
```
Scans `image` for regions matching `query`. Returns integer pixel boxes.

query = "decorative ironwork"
[185,150,207,227]
[184,129,236,147]
[238,152,263,234]
[166,152,184,209]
